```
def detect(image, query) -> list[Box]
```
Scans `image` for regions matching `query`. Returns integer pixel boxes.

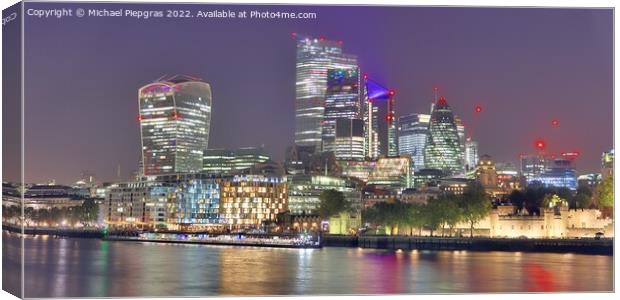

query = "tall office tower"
[322,68,362,152]
[138,75,212,175]
[333,119,365,160]
[398,113,430,170]
[424,96,464,175]
[294,34,358,149]
[464,137,479,171]
[520,154,546,180]
[363,78,397,158]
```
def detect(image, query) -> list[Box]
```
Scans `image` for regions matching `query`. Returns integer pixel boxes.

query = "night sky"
[18,3,612,184]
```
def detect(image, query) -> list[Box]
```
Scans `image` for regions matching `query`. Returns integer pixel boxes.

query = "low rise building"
[219,175,287,228]
[413,168,444,188]
[287,174,362,231]
[203,147,270,175]
[3,183,85,210]
[367,156,413,190]
[450,204,614,238]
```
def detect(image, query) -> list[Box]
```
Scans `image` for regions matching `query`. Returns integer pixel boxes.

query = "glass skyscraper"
[397,113,430,170]
[138,75,212,175]
[333,118,365,160]
[424,96,464,175]
[520,154,547,180]
[295,35,357,149]
[322,68,362,152]
[364,78,397,158]
[464,137,479,171]
[527,159,577,190]
[203,147,270,174]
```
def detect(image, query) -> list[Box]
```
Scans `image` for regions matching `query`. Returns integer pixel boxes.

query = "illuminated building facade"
[167,179,220,228]
[139,75,212,175]
[438,178,472,195]
[464,138,479,171]
[413,168,445,188]
[322,68,362,153]
[219,175,287,227]
[520,154,546,180]
[364,78,397,158]
[203,147,270,174]
[475,154,498,190]
[104,181,174,229]
[338,159,376,183]
[448,205,614,238]
[105,173,223,230]
[577,173,602,189]
[424,97,464,175]
[3,184,85,212]
[333,119,365,160]
[397,113,430,171]
[362,187,400,208]
[527,159,577,190]
[287,174,362,216]
[295,34,357,149]
[367,156,413,189]
[497,169,521,192]
[601,149,614,179]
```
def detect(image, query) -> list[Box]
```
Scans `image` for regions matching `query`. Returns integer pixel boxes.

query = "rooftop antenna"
[116,163,121,181]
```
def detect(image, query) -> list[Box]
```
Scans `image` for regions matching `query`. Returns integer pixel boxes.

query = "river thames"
[2,231,613,297]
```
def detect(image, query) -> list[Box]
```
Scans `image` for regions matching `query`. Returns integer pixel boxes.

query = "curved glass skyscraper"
[424,96,464,175]
[138,75,212,175]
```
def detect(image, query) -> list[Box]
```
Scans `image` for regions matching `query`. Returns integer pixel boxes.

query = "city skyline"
[11,4,613,184]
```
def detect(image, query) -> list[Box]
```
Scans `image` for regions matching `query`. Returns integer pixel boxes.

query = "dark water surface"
[2,231,613,297]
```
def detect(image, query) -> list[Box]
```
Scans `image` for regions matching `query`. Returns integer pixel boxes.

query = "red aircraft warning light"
[388,90,396,97]
[475,105,482,113]
[534,140,546,151]
[551,119,560,127]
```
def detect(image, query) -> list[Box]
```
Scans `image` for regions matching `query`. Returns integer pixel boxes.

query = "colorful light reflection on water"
[2,232,612,298]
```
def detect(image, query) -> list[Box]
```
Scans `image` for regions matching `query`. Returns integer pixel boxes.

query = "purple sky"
[16,3,612,184]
